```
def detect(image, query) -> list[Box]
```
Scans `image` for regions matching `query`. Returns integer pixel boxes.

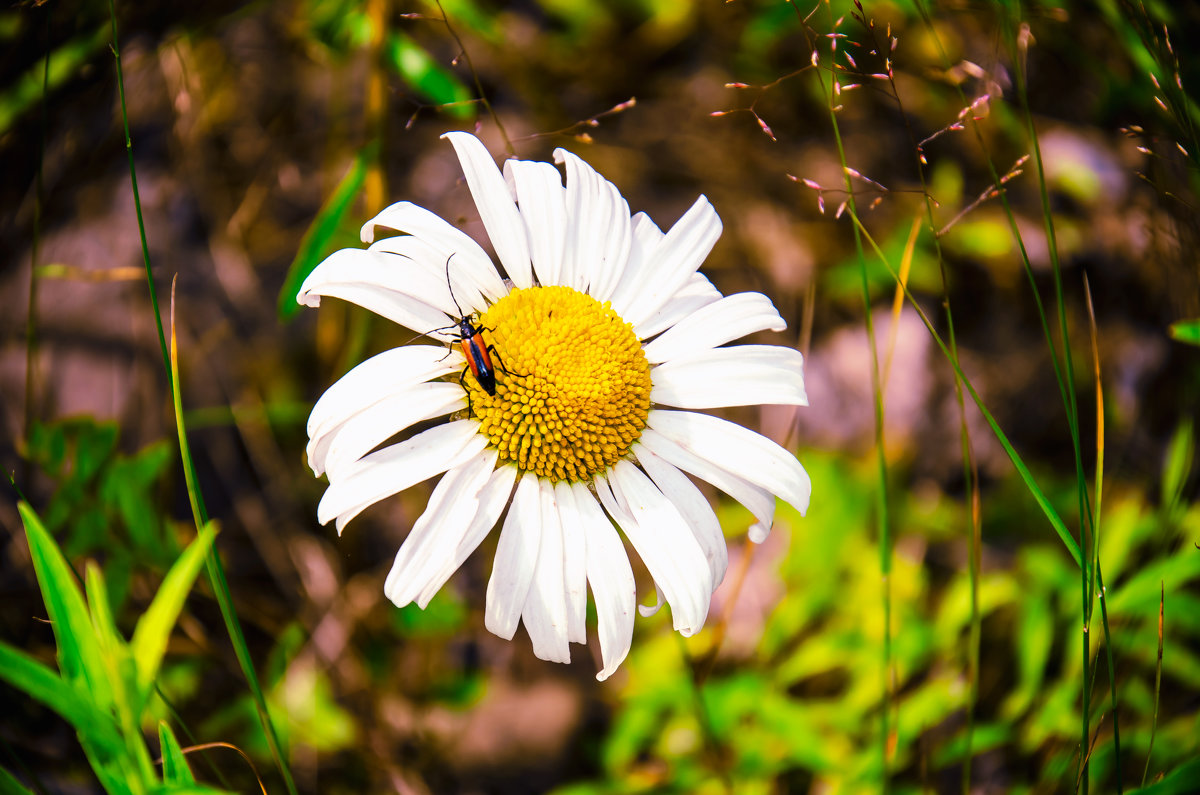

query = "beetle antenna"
[444,254,465,317]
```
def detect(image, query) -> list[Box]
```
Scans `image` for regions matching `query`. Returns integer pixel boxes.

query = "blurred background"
[2,0,1199,792]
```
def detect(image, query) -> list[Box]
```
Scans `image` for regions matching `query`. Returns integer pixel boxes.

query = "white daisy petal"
[298,248,454,335]
[415,463,518,608]
[302,132,812,680]
[554,481,589,645]
[317,420,487,533]
[637,424,777,541]
[359,201,507,302]
[608,212,665,318]
[621,196,722,329]
[650,408,811,519]
[553,148,632,301]
[638,585,666,618]
[367,235,488,318]
[384,449,498,607]
[570,482,635,681]
[520,482,571,663]
[651,345,808,409]
[306,345,461,442]
[485,472,542,640]
[635,445,727,589]
[315,382,466,479]
[603,461,712,636]
[642,292,787,363]
[504,159,567,287]
[633,272,723,340]
[441,131,534,289]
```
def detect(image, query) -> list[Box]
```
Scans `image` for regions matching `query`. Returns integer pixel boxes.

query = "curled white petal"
[603,461,712,636]
[649,408,811,521]
[651,345,808,409]
[635,445,727,589]
[441,132,534,289]
[642,292,787,363]
[317,420,487,533]
[637,585,666,618]
[485,472,542,640]
[637,424,777,541]
[383,450,498,607]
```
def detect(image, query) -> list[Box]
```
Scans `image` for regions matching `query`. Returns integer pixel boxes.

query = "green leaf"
[1135,754,1200,793]
[385,32,474,117]
[0,24,108,134]
[0,765,35,795]
[157,722,196,785]
[130,523,218,699]
[1161,419,1194,512]
[0,641,124,759]
[1168,318,1200,346]
[276,148,373,320]
[18,502,113,709]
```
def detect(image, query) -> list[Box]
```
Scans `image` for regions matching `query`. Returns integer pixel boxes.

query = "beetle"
[442,255,497,397]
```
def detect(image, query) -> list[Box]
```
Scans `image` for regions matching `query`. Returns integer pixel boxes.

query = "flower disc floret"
[467,285,651,483]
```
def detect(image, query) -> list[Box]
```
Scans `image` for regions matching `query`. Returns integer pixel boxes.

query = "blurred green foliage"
[22,418,181,610]
[1,503,220,794]
[5,0,1200,792]
[555,453,1200,794]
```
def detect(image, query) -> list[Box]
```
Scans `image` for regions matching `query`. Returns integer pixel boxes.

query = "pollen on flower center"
[464,285,651,483]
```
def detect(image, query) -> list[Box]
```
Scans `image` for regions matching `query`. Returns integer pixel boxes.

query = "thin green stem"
[1005,11,1104,788]
[24,9,51,478]
[107,5,297,792]
[1141,582,1163,787]
[809,4,892,785]
[107,0,170,394]
[853,4,982,784]
[844,211,1082,570]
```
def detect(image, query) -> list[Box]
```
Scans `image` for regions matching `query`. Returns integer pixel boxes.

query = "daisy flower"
[299,131,810,680]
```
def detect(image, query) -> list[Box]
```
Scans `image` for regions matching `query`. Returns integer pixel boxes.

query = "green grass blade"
[156,722,196,786]
[276,149,371,320]
[385,31,474,116]
[1168,319,1200,345]
[807,9,893,785]
[1134,754,1200,794]
[0,641,124,760]
[0,24,107,135]
[843,216,1084,569]
[168,288,298,795]
[1141,582,1164,788]
[83,564,158,788]
[107,0,170,394]
[17,502,113,707]
[105,0,297,787]
[0,765,35,795]
[130,523,218,701]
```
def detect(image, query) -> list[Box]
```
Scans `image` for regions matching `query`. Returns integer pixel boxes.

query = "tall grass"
[4,0,1198,792]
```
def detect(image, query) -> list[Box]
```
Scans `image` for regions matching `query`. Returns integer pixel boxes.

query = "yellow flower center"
[463,285,651,483]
